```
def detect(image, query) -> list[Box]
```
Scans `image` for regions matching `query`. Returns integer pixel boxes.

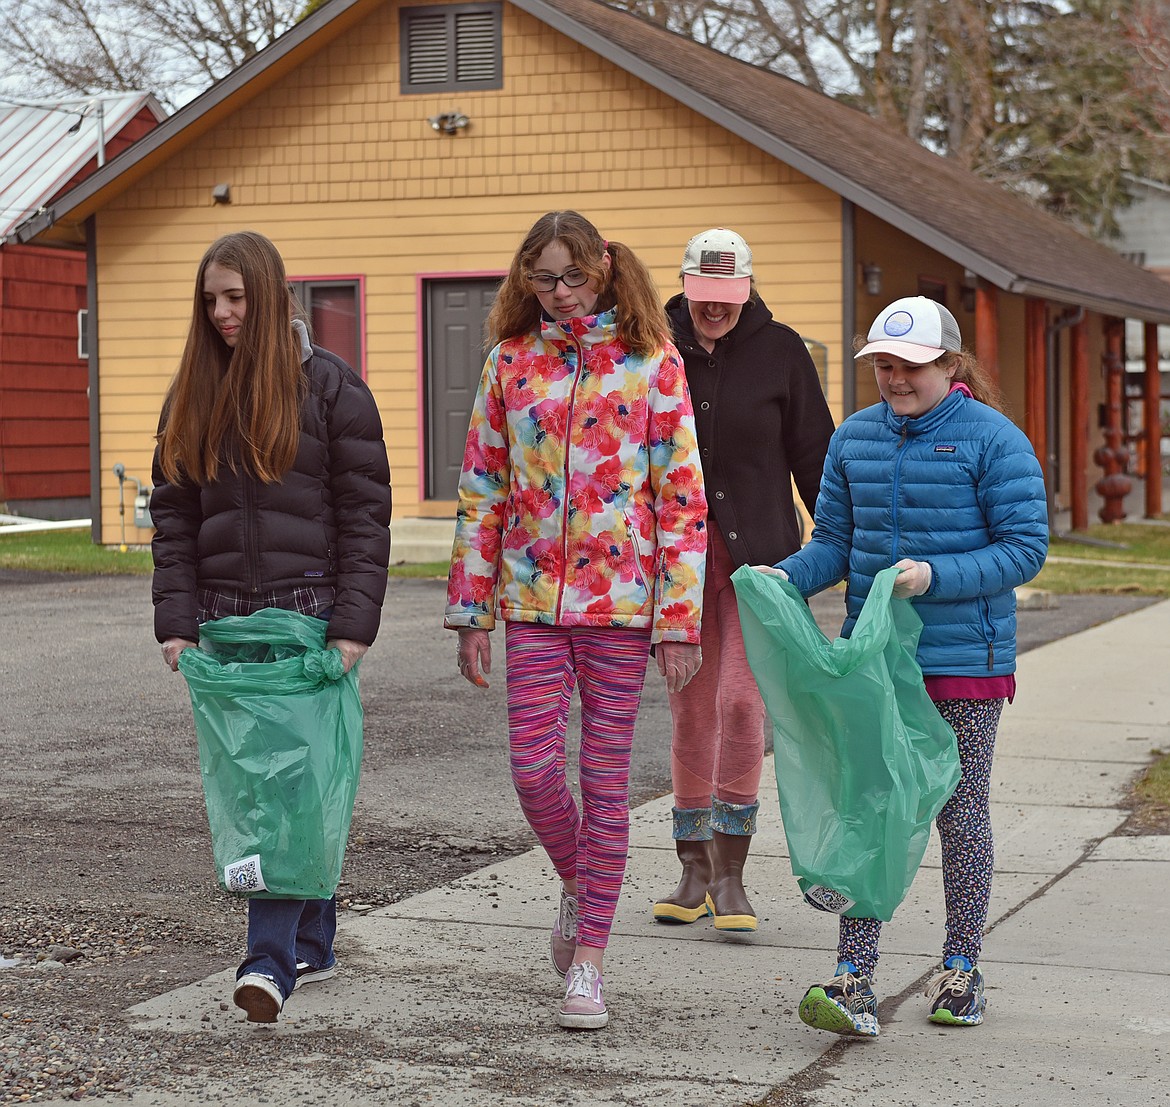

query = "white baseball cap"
[681,228,752,304]
[855,296,962,363]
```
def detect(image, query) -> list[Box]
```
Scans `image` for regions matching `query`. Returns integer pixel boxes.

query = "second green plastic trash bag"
[731,565,960,921]
[179,608,364,899]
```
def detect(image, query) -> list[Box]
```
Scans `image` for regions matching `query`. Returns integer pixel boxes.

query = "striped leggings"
[838,697,1004,977]
[504,622,651,951]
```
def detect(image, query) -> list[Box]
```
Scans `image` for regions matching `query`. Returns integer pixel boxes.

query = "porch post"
[1069,317,1089,531]
[1093,319,1132,523]
[974,281,999,382]
[1024,298,1047,471]
[1144,322,1163,518]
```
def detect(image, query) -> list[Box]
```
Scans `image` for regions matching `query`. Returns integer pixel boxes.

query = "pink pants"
[504,622,650,950]
[668,523,765,810]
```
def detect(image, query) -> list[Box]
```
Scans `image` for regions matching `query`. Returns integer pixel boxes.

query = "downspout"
[86,216,101,544]
[1044,306,1083,534]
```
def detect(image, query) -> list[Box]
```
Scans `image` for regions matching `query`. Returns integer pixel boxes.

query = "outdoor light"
[428,111,470,135]
[861,262,883,297]
[212,183,231,204]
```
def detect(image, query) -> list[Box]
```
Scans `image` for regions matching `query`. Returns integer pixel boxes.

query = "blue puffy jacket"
[778,388,1048,677]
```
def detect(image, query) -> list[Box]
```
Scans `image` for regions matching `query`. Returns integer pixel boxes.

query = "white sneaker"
[233,973,283,1022]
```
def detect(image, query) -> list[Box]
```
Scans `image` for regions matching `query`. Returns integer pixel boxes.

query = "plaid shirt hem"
[197,585,335,624]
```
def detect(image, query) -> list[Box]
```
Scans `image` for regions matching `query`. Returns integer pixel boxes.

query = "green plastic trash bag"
[731,565,960,921]
[178,608,364,899]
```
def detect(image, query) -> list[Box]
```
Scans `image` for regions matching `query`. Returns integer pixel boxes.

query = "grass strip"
[0,527,448,579]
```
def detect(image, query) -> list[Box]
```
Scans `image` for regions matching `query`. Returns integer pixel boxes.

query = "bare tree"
[612,0,1170,236]
[0,0,306,110]
[610,0,872,95]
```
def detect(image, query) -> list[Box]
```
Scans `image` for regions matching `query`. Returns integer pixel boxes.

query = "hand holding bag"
[179,608,364,899]
[731,565,960,921]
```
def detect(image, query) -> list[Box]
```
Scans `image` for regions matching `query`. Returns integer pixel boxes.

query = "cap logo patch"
[699,250,736,276]
[883,310,915,337]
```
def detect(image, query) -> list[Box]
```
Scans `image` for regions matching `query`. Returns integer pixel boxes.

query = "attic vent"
[401,3,502,94]
[1120,250,1148,267]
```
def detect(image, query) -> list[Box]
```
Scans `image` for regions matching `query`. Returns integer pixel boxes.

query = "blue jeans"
[237,896,337,998]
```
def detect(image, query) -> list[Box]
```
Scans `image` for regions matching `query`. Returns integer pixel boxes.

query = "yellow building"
[18,0,1170,548]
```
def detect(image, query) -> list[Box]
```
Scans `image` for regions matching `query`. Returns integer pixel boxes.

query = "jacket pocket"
[624,509,651,598]
[980,595,997,670]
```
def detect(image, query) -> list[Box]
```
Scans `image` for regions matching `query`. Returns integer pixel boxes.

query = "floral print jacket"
[445,308,707,644]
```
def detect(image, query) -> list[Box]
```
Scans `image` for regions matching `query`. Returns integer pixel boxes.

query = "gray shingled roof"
[521,0,1170,323]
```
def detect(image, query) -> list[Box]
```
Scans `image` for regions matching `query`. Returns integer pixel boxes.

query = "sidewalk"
[122,600,1170,1107]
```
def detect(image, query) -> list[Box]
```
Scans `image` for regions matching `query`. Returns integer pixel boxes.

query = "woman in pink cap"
[761,296,1048,1036]
[653,228,834,933]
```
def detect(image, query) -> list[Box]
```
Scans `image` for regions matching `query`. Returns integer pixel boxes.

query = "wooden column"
[1144,321,1163,518]
[1069,317,1089,530]
[974,281,999,383]
[1024,299,1047,475]
[1094,320,1132,523]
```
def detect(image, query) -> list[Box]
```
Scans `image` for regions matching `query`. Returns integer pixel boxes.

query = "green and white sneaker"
[799,961,880,1038]
[924,955,986,1026]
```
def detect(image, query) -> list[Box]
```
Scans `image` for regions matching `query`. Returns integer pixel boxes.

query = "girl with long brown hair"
[445,210,708,1030]
[151,230,391,1024]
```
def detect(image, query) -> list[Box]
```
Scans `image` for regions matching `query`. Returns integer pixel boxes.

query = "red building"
[0,93,164,519]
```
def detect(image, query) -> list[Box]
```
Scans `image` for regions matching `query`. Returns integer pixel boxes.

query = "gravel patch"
[0,822,532,1104]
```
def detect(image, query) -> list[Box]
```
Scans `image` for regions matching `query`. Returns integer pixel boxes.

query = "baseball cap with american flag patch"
[681,228,753,304]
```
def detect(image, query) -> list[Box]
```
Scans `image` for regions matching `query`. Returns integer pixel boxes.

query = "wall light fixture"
[428,111,470,135]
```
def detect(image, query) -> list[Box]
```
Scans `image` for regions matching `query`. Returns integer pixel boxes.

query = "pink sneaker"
[549,887,577,978]
[557,961,608,1029]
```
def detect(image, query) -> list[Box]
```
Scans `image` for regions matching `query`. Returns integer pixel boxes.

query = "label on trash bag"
[803,884,856,914]
[224,854,268,894]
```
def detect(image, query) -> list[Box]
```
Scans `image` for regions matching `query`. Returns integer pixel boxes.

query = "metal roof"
[0,92,165,239]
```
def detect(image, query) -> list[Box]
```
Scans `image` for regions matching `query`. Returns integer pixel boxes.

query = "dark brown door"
[424,278,499,500]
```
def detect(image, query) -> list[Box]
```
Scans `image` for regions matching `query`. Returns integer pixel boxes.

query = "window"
[802,337,829,393]
[288,279,363,377]
[77,308,88,359]
[917,276,948,306]
[400,3,502,94]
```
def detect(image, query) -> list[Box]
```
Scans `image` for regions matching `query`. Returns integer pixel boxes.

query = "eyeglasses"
[527,268,590,292]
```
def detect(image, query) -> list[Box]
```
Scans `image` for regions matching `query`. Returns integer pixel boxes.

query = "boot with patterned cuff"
[652,806,713,924]
[705,798,759,932]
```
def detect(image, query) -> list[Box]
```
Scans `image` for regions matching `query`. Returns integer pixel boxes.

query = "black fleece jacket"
[151,341,392,646]
[666,293,834,567]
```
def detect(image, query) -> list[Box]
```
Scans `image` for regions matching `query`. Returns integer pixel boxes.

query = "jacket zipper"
[890,421,909,559]
[243,477,259,593]
[626,510,650,596]
[981,595,997,670]
[555,335,586,623]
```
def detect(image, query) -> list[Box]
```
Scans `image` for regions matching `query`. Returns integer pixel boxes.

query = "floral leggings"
[504,622,651,951]
[838,697,1004,978]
